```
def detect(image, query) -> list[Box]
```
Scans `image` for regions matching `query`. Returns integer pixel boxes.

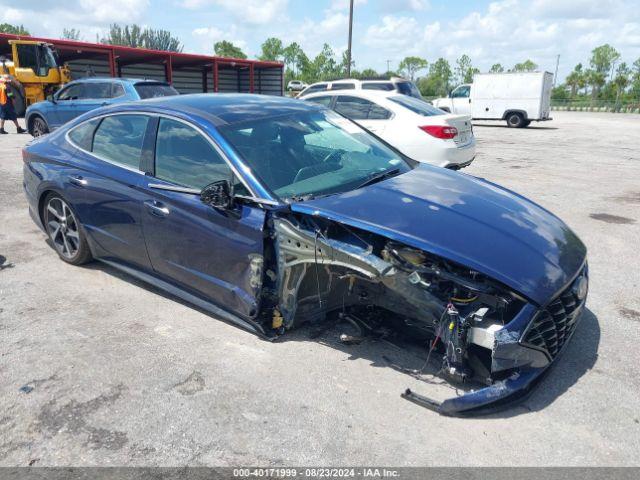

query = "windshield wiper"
[355,168,401,190]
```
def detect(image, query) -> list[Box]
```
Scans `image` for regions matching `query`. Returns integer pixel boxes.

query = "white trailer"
[432,72,554,128]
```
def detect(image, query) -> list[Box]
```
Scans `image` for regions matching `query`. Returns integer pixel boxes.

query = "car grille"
[521,269,587,359]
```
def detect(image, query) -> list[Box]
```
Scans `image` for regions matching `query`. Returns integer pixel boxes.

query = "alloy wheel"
[32,118,48,137]
[45,197,80,259]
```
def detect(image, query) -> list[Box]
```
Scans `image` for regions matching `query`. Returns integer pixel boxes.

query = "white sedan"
[302,90,476,169]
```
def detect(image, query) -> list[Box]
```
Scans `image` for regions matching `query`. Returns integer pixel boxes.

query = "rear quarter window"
[389,95,444,116]
[134,83,179,99]
[91,115,150,169]
[67,118,101,151]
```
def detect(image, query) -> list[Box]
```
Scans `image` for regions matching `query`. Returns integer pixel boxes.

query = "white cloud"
[358,0,640,80]
[183,0,288,25]
[192,25,247,54]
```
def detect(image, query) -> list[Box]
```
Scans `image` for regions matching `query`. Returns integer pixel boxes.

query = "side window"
[303,84,328,95]
[16,45,38,72]
[57,84,83,101]
[83,83,112,99]
[92,115,149,169]
[307,96,333,107]
[68,118,101,151]
[330,83,355,91]
[452,86,470,98]
[112,83,126,98]
[334,96,371,120]
[334,96,390,120]
[154,118,231,190]
[362,82,394,91]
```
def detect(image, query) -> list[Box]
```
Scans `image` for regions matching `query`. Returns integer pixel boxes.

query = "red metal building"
[0,33,284,95]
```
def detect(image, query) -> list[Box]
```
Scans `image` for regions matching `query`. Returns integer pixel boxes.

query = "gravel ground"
[0,112,639,466]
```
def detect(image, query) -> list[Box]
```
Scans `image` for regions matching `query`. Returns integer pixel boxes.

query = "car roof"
[66,77,169,85]
[302,89,399,102]
[101,93,324,126]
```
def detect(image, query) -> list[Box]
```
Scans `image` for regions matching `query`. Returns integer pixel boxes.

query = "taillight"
[419,125,458,139]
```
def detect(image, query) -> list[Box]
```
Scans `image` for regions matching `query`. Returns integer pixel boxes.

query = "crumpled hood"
[291,165,586,305]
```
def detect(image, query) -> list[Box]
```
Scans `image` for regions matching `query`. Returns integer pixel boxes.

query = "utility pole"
[346,0,354,77]
[553,54,560,87]
[386,59,392,74]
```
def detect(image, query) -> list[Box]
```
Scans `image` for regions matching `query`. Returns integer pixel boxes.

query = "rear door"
[140,117,266,319]
[333,95,392,135]
[64,113,154,270]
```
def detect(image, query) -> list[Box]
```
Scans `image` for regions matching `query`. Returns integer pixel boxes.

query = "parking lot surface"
[1,112,639,466]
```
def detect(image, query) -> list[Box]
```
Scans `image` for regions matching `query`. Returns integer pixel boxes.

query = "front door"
[140,117,266,319]
[51,83,84,127]
[450,85,472,115]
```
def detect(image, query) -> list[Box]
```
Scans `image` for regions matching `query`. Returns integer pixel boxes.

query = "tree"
[360,68,379,79]
[283,42,303,76]
[398,56,428,81]
[613,62,630,105]
[590,44,620,79]
[490,63,504,73]
[259,37,284,62]
[565,63,585,97]
[417,57,452,97]
[0,23,29,35]
[585,69,606,100]
[512,60,538,72]
[631,58,640,97]
[214,40,247,59]
[455,54,473,83]
[62,28,81,41]
[101,24,182,52]
[143,29,183,52]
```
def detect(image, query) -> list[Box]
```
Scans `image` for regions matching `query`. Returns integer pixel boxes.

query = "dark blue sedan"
[22,94,588,415]
[25,77,178,137]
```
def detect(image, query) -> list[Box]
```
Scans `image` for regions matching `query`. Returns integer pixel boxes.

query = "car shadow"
[77,257,600,418]
[473,123,559,130]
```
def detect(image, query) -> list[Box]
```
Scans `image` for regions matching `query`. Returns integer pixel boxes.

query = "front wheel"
[506,112,526,128]
[31,116,49,137]
[43,193,93,265]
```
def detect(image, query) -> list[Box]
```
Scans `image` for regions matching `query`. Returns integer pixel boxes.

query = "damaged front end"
[259,211,588,416]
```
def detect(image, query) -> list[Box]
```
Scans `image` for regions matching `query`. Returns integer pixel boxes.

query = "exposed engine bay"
[249,211,568,415]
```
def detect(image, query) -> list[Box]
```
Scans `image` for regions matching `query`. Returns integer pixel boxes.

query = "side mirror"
[200,179,233,210]
[47,94,56,104]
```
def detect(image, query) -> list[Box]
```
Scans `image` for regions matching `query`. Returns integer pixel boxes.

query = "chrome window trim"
[65,111,263,200]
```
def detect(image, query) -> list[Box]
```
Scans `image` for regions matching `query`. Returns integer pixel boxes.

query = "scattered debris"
[19,385,34,394]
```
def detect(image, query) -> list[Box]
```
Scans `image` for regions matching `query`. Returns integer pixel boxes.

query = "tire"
[506,112,525,128]
[30,116,49,137]
[42,193,93,265]
[9,86,26,117]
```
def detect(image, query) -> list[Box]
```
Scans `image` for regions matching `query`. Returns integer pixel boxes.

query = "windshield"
[395,81,423,98]
[134,83,179,99]
[389,95,445,116]
[218,110,412,200]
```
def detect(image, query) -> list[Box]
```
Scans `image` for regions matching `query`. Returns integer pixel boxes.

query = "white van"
[432,72,554,128]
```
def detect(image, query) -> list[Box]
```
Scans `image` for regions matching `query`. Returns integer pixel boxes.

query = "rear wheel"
[506,112,525,128]
[42,193,92,265]
[30,116,49,137]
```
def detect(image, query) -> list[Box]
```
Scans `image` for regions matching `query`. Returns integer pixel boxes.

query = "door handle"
[144,200,170,218]
[69,175,87,187]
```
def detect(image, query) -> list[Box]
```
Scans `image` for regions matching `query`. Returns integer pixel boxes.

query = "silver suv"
[298,77,422,99]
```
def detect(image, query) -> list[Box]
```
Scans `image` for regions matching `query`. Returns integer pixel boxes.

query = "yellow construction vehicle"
[0,39,71,116]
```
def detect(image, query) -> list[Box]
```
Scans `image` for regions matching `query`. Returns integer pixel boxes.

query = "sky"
[1,0,640,82]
